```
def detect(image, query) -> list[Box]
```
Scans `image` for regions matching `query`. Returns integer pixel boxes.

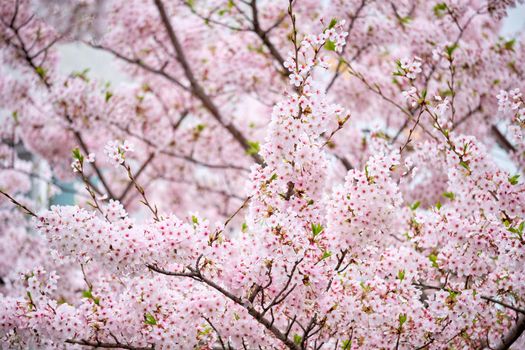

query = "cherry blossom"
[1,0,525,349]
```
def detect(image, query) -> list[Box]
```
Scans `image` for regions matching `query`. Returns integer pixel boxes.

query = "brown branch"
[325,0,368,92]
[223,196,251,229]
[118,153,155,201]
[73,159,108,220]
[65,339,153,350]
[150,257,301,350]
[122,161,160,221]
[203,317,229,350]
[451,102,483,130]
[0,189,38,218]
[2,14,116,199]
[68,117,116,199]
[183,1,250,32]
[109,122,249,172]
[492,125,517,153]
[249,0,287,72]
[262,258,303,314]
[414,283,525,314]
[399,109,424,154]
[493,315,525,350]
[87,43,190,92]
[153,0,264,165]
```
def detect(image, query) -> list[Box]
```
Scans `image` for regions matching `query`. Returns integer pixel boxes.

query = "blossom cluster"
[103,140,135,167]
[1,0,525,349]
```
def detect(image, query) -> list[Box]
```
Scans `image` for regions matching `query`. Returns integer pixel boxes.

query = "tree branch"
[65,339,153,350]
[153,0,264,165]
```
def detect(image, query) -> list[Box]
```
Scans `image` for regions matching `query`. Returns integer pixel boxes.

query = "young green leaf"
[433,3,448,17]
[509,174,520,185]
[191,215,199,225]
[410,201,421,211]
[311,223,324,237]
[445,43,459,57]
[324,40,336,51]
[105,91,113,102]
[321,251,332,260]
[443,191,455,200]
[459,160,470,172]
[428,254,439,268]
[246,141,260,156]
[144,313,157,325]
[35,66,47,79]
[399,313,407,327]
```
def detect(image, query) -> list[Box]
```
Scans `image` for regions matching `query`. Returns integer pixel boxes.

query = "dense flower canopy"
[1,0,525,349]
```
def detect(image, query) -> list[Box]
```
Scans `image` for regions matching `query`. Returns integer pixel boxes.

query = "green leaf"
[359,281,371,292]
[241,222,248,233]
[82,289,100,305]
[459,160,470,172]
[504,38,516,51]
[428,254,439,268]
[105,91,113,102]
[410,201,421,211]
[144,313,157,326]
[324,40,336,51]
[311,223,324,237]
[192,215,199,225]
[400,16,412,24]
[341,339,352,350]
[269,173,278,182]
[433,3,448,17]
[321,251,332,260]
[246,141,260,156]
[435,201,442,210]
[443,191,455,200]
[364,164,375,184]
[448,290,460,300]
[195,124,206,132]
[509,174,520,185]
[293,334,302,345]
[397,269,406,281]
[399,313,407,327]
[72,68,90,81]
[227,0,234,9]
[72,148,81,159]
[198,326,213,336]
[328,18,338,29]
[445,43,459,57]
[72,148,84,163]
[35,66,47,79]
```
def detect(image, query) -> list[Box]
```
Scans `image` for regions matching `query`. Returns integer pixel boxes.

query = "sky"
[502,2,525,34]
